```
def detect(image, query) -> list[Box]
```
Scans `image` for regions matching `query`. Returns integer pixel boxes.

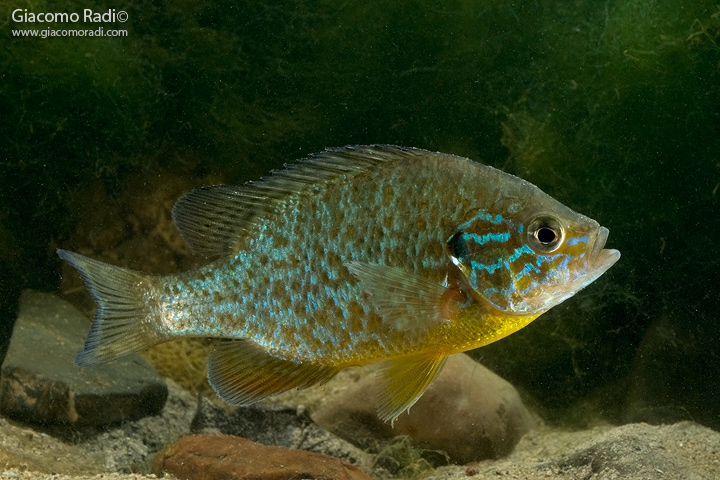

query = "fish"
[57,145,620,423]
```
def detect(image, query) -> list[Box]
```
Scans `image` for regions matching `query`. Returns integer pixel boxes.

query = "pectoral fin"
[345,262,453,332]
[207,340,340,406]
[377,351,448,424]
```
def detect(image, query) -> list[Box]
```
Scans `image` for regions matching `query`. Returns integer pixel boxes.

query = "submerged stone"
[191,397,373,472]
[152,434,374,480]
[0,290,167,426]
[312,353,535,463]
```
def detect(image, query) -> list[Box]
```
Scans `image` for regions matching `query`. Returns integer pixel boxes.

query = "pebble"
[0,290,167,426]
[312,353,534,463]
[191,397,375,473]
[152,434,374,480]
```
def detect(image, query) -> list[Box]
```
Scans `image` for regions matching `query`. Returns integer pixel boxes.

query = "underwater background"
[1,0,719,435]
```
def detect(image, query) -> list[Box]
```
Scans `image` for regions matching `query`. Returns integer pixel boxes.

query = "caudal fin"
[57,249,167,366]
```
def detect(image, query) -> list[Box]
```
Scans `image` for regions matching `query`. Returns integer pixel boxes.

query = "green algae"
[369,435,443,479]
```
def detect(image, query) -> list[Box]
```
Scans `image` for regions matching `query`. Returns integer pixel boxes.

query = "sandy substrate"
[427,421,720,480]
[1,363,718,480]
[1,414,718,480]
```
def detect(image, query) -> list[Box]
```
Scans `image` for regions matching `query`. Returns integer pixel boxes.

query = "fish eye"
[536,226,557,243]
[528,216,564,253]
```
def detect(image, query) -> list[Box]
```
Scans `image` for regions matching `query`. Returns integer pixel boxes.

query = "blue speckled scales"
[163,146,491,363]
[163,145,493,419]
[171,147,402,258]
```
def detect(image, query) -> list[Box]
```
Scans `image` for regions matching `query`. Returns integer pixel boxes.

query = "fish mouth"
[590,226,621,274]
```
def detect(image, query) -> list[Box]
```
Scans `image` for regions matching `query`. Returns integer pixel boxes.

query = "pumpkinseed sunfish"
[58,145,620,422]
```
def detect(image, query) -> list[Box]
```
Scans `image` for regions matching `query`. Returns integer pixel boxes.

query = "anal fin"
[377,351,448,424]
[207,340,340,406]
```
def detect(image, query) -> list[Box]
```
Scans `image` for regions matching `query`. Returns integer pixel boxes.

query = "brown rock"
[189,399,375,472]
[152,434,373,480]
[312,353,534,463]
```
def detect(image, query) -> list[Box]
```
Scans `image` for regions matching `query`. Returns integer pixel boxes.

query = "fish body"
[58,145,620,422]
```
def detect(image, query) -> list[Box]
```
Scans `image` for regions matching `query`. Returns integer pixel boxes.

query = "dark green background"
[1,0,718,427]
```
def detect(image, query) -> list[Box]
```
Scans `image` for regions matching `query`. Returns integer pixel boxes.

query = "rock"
[312,353,534,463]
[0,378,196,475]
[555,422,701,478]
[0,290,167,426]
[191,397,374,473]
[152,434,374,480]
[423,421,720,480]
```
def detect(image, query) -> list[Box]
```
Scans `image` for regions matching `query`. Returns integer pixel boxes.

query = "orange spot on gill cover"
[440,286,467,321]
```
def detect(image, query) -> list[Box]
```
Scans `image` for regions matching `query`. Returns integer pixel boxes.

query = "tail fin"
[57,249,168,366]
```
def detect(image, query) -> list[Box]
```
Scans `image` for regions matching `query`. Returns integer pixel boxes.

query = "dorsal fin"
[171,145,425,257]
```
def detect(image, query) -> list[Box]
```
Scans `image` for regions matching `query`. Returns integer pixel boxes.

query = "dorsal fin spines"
[171,145,424,257]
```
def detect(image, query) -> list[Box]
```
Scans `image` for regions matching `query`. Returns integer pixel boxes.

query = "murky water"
[1,1,719,477]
